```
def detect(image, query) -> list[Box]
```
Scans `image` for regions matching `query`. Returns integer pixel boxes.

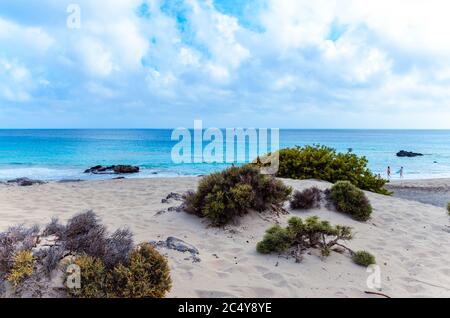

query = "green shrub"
[184,165,292,226]
[256,225,292,254]
[276,145,389,195]
[66,244,171,298]
[0,225,39,276]
[257,216,354,260]
[328,181,373,221]
[108,243,172,298]
[67,255,107,298]
[352,251,376,266]
[290,187,322,210]
[447,202,450,215]
[6,250,34,287]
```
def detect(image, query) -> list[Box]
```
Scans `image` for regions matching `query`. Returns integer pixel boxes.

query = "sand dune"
[1,177,449,298]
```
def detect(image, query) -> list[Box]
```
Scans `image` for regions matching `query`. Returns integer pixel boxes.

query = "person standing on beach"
[387,166,391,179]
[400,166,404,178]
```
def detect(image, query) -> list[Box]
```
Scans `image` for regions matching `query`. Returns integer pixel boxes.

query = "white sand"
[387,178,450,207]
[1,177,450,298]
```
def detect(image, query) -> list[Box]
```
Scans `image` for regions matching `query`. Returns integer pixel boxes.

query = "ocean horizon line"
[1,128,450,131]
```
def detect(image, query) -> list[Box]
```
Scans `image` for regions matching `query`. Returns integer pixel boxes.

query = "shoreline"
[2,172,450,182]
[3,173,450,184]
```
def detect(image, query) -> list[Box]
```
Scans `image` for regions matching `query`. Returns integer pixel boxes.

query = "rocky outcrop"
[84,165,140,174]
[161,192,184,203]
[150,237,200,263]
[7,178,46,186]
[396,150,424,157]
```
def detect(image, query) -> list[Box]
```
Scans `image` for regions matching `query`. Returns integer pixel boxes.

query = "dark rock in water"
[396,150,424,157]
[7,178,45,186]
[84,165,109,174]
[113,165,139,174]
[84,165,139,174]
[84,165,103,173]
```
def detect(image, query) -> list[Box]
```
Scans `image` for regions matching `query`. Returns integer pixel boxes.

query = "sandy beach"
[1,177,449,298]
[387,178,450,208]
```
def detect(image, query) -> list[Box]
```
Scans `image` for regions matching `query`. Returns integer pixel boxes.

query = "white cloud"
[178,47,200,66]
[260,0,336,50]
[77,37,115,77]
[86,81,118,98]
[146,69,177,97]
[205,63,230,82]
[1,0,450,127]
[0,59,33,102]
[0,18,54,53]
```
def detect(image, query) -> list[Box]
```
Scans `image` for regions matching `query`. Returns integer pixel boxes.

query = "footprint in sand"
[231,286,275,298]
[216,271,230,279]
[438,268,450,276]
[195,290,237,298]
[402,283,426,294]
[263,272,288,288]
[254,265,270,274]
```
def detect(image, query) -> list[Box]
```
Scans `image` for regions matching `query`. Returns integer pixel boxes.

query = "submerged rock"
[396,150,424,157]
[84,165,139,174]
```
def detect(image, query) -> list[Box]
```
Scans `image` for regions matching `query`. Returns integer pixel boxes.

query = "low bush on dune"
[290,187,322,210]
[184,165,292,226]
[274,145,389,195]
[257,216,355,261]
[0,225,39,278]
[352,251,376,267]
[67,243,171,298]
[43,211,134,270]
[62,211,107,257]
[108,243,172,298]
[0,211,171,298]
[6,250,34,287]
[257,216,375,265]
[327,181,372,222]
[67,255,106,298]
[447,203,450,215]
[255,225,293,254]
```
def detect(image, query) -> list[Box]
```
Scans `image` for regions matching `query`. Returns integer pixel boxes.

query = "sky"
[0,0,450,129]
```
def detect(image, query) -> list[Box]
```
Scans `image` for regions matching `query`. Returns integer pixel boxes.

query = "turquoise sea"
[0,129,450,181]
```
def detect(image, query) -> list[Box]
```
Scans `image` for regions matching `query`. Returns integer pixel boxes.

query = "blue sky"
[0,0,450,128]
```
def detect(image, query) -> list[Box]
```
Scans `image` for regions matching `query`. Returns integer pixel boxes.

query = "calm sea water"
[0,129,449,181]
